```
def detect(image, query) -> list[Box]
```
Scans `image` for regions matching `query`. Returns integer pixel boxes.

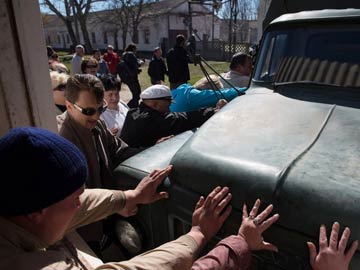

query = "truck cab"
[114,9,360,269]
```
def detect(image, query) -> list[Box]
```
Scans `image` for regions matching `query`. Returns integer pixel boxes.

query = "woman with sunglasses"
[81,57,100,77]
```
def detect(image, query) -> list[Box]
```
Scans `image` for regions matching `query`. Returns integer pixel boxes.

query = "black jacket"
[166,45,191,84]
[148,57,168,84]
[122,51,139,75]
[120,103,215,147]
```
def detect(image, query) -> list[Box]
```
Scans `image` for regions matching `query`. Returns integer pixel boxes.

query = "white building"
[42,0,221,52]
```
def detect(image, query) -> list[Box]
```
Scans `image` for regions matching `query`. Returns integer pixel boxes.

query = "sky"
[39,1,109,14]
[39,0,259,19]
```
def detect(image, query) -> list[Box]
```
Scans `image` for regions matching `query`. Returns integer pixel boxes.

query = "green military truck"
[114,9,360,269]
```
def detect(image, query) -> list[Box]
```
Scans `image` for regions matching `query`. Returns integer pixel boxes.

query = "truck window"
[254,24,360,88]
[255,33,288,81]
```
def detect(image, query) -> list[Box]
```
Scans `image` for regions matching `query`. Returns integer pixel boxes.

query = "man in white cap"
[71,44,85,76]
[120,84,227,147]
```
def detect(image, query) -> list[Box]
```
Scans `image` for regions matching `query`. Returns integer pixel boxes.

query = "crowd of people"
[3,40,354,270]
[47,35,251,141]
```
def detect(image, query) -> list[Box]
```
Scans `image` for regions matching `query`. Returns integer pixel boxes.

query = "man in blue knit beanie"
[0,127,87,216]
[0,127,185,269]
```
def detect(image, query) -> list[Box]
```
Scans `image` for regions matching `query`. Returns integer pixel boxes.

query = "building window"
[57,35,61,44]
[91,32,96,43]
[47,35,51,44]
[103,32,108,44]
[144,29,150,44]
[66,34,70,43]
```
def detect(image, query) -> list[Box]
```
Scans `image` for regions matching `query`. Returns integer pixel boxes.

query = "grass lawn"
[138,60,229,89]
[60,54,230,102]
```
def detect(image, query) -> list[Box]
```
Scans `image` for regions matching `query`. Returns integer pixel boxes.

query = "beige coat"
[0,189,199,270]
[220,70,250,88]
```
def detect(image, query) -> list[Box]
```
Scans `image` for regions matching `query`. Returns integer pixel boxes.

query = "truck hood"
[170,89,360,238]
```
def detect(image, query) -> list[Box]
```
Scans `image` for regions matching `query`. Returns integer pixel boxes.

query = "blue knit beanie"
[0,127,87,216]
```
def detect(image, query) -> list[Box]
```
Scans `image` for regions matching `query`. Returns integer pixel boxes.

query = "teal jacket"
[170,83,246,112]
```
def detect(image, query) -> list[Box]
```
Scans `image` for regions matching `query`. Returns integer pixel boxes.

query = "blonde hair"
[49,62,69,74]
[50,71,70,90]
[193,75,223,90]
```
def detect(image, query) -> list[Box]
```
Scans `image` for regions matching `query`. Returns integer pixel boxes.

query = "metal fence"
[195,40,251,61]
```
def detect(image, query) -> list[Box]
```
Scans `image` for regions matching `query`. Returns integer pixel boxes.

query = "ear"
[65,100,73,112]
[26,209,47,224]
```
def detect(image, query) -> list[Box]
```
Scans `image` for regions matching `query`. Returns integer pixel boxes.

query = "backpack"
[116,61,135,84]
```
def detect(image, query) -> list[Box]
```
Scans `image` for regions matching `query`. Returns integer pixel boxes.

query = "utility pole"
[212,3,215,46]
[188,0,221,42]
[228,0,238,55]
[188,0,193,36]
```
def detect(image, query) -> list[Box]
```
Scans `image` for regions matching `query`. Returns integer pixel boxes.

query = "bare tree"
[72,0,104,52]
[221,0,259,53]
[41,0,78,46]
[127,0,145,44]
[94,0,130,50]
[94,0,156,50]
[41,0,103,52]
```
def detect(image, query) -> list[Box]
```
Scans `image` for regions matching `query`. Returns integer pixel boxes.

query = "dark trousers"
[170,81,187,90]
[126,79,141,108]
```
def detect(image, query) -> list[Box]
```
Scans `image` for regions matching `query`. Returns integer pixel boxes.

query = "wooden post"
[0,0,57,136]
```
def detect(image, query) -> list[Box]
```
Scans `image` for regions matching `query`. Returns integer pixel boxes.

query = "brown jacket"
[0,189,199,270]
[57,112,140,189]
[57,112,142,245]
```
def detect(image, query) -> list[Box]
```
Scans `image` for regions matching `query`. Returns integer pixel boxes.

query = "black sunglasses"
[73,101,107,116]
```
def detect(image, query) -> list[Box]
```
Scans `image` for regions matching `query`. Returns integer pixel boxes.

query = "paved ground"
[120,84,133,104]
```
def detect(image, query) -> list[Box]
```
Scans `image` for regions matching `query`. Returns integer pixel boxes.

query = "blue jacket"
[170,83,246,112]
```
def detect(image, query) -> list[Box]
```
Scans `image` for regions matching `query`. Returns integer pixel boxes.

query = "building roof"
[143,0,212,17]
[145,0,186,15]
[42,14,63,28]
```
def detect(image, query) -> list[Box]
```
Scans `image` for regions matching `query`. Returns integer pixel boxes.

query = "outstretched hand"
[190,186,232,244]
[307,222,358,270]
[215,99,227,112]
[121,166,172,217]
[238,199,279,252]
[133,166,171,204]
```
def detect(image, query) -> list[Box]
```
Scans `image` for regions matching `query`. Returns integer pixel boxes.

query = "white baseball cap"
[140,85,173,100]
[76,44,84,50]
